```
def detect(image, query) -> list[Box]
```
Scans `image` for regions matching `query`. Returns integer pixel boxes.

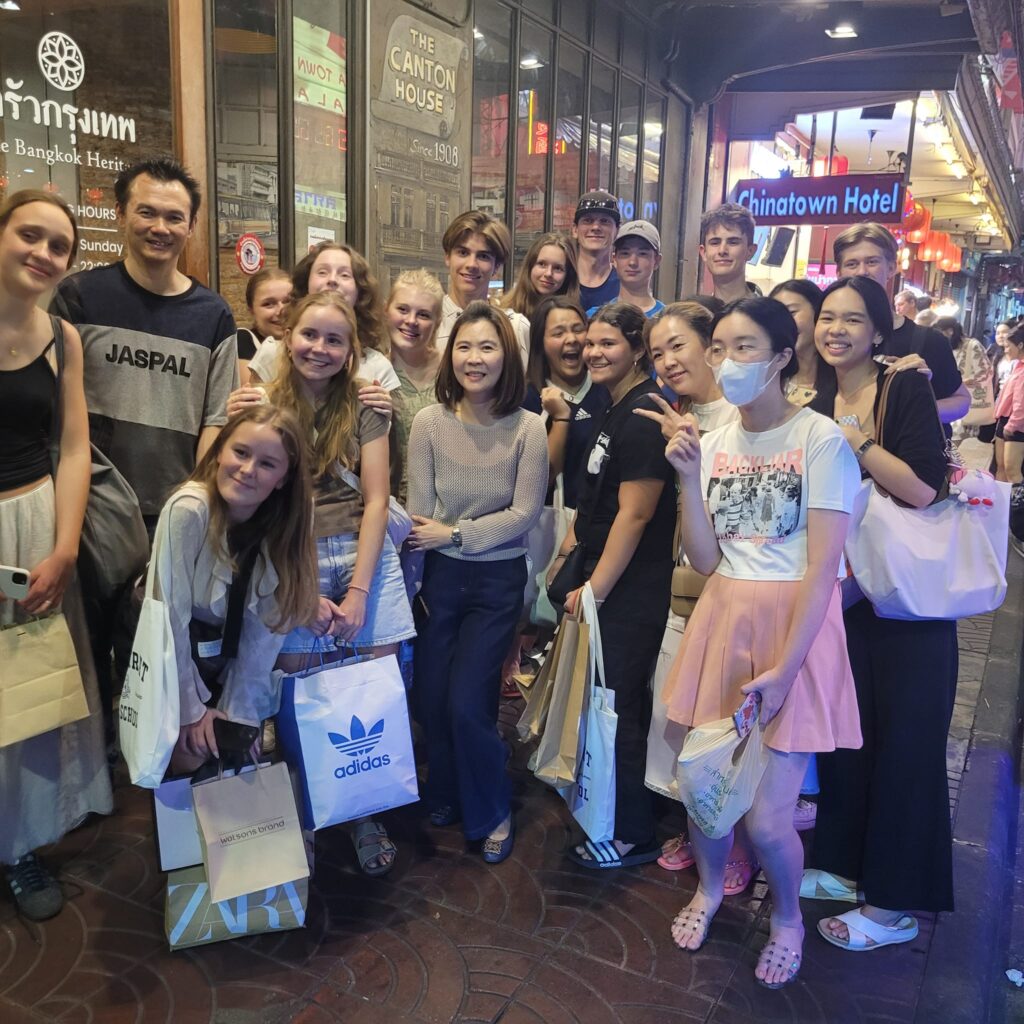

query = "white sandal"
[800,868,863,903]
[817,907,918,951]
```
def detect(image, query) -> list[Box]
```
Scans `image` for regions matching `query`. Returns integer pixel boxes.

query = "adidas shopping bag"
[276,653,419,830]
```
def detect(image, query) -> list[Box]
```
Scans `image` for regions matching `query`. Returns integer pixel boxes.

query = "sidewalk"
[0,564,1020,1024]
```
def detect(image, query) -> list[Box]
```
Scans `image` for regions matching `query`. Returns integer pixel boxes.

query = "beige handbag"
[0,612,89,747]
[669,506,709,617]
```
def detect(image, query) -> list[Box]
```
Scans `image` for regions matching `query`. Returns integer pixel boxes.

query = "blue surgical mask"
[714,357,781,406]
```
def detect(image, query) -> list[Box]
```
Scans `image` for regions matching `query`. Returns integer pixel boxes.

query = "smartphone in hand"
[0,565,30,600]
[733,692,761,738]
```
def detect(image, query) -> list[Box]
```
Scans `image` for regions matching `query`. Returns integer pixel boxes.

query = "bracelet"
[551,417,570,423]
[348,584,369,596]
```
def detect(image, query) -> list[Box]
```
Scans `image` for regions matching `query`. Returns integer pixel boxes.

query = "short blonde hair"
[833,222,898,267]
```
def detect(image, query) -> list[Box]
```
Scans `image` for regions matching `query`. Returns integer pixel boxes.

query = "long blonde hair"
[186,406,318,631]
[267,291,364,477]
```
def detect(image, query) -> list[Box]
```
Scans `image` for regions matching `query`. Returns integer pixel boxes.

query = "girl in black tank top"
[0,189,112,923]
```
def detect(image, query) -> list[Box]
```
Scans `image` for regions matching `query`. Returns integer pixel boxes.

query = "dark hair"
[435,301,526,415]
[818,276,895,348]
[245,266,292,310]
[527,295,588,393]
[114,156,201,222]
[699,203,756,246]
[680,293,725,316]
[916,295,933,312]
[0,188,79,261]
[934,316,964,349]
[588,301,651,373]
[711,297,799,380]
[1007,323,1024,350]
[768,278,824,318]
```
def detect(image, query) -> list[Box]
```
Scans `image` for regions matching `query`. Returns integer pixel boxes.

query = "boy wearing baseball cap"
[573,190,621,310]
[587,220,665,318]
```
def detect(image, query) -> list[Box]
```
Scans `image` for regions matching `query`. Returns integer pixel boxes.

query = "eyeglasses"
[706,342,776,366]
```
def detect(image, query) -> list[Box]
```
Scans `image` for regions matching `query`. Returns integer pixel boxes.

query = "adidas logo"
[329,716,384,758]
[574,408,591,421]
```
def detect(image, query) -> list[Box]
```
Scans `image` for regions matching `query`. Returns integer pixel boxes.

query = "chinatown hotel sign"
[733,173,905,226]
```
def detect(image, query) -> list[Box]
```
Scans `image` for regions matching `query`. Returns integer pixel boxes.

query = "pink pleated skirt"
[663,574,862,754]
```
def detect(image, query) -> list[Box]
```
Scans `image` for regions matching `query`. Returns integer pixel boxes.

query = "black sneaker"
[5,854,63,921]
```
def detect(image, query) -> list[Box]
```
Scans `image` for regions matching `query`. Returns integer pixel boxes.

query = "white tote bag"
[526,475,575,628]
[119,513,180,789]
[844,475,1010,620]
[644,613,688,801]
[276,653,419,830]
[559,585,617,842]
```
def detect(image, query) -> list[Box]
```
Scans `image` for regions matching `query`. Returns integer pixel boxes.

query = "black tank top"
[0,339,57,490]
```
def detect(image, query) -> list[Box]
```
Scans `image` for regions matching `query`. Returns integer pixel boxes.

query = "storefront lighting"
[0,1,20,9]
[941,145,956,165]
[970,189,981,204]
[644,122,663,136]
[473,28,483,40]
[935,299,961,315]
[923,121,946,146]
[825,23,858,39]
[519,56,544,70]
[951,161,966,179]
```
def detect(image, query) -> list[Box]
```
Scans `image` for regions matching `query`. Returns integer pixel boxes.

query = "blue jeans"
[413,552,526,840]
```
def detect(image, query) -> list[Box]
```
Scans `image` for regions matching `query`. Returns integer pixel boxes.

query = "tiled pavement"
[0,614,999,1024]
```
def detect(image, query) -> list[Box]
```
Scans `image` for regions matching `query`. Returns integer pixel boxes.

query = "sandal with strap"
[817,907,919,951]
[756,937,803,989]
[351,819,397,877]
[723,858,759,896]
[670,906,713,952]
[657,834,696,872]
[800,868,862,903]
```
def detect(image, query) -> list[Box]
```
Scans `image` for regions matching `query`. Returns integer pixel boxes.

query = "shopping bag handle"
[578,582,607,696]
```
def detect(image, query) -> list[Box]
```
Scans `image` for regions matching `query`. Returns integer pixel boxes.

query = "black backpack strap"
[48,315,66,477]
[219,545,260,660]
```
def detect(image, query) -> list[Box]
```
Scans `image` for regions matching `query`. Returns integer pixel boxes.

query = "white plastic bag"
[119,513,180,789]
[559,584,617,842]
[677,716,768,840]
[644,613,687,800]
[276,653,419,830]
[526,475,575,628]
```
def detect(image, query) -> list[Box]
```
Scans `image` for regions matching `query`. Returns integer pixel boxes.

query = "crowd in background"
[0,156,1016,992]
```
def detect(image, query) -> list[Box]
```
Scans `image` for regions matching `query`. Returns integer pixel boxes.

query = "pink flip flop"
[657,834,696,872]
[723,858,760,896]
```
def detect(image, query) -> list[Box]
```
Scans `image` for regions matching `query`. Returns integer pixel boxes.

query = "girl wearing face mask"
[385,269,444,505]
[153,407,318,775]
[237,267,292,385]
[406,302,547,864]
[661,297,861,989]
[0,191,111,921]
[550,302,677,872]
[502,233,580,320]
[768,279,824,408]
[270,292,416,877]
[805,276,953,956]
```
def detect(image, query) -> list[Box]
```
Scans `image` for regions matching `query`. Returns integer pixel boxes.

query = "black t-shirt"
[523,381,610,508]
[579,268,620,312]
[236,327,260,360]
[810,363,948,494]
[574,378,677,566]
[884,320,962,401]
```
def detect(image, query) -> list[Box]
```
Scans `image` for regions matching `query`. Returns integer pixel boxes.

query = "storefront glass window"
[592,1,620,62]
[471,0,512,221]
[213,0,278,320]
[514,19,554,262]
[522,0,555,20]
[0,2,172,272]
[553,43,586,232]
[587,60,615,193]
[641,93,664,223]
[559,0,590,43]
[621,22,645,76]
[616,77,641,213]
[292,0,347,262]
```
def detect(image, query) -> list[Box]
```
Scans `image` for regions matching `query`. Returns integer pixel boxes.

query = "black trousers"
[591,559,670,846]
[812,599,958,913]
[414,552,526,841]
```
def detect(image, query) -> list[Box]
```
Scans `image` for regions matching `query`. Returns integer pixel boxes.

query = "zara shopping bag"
[191,760,309,904]
[276,653,419,830]
[558,585,618,842]
[118,513,180,788]
[677,716,768,840]
[153,774,203,872]
[0,612,89,748]
[164,864,308,950]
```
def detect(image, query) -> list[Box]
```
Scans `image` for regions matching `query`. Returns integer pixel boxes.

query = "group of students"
[0,163,970,993]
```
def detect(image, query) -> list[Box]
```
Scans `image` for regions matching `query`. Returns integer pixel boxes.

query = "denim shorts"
[280,531,416,654]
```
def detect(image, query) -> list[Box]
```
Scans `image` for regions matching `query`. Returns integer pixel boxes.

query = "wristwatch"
[450,525,463,549]
[855,437,876,461]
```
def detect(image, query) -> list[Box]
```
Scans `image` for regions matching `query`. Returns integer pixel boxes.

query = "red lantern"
[903,200,928,232]
[906,205,932,244]
[919,230,941,261]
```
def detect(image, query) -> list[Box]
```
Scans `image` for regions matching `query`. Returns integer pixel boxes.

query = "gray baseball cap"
[615,220,661,252]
